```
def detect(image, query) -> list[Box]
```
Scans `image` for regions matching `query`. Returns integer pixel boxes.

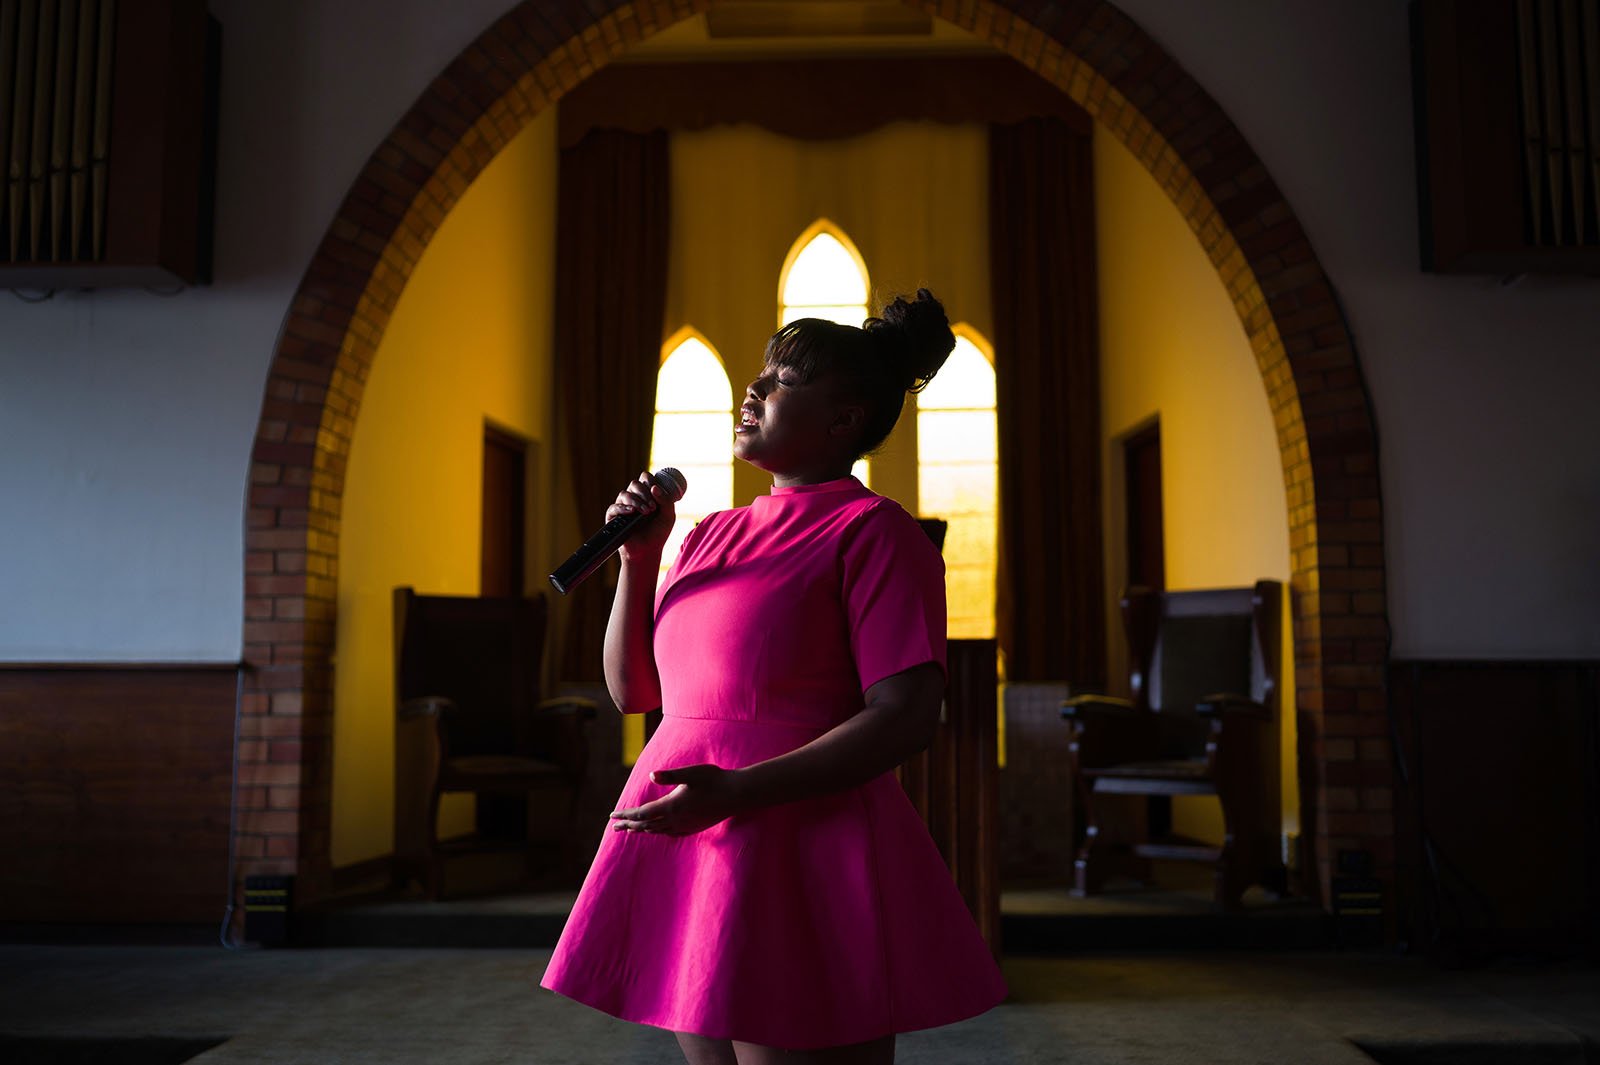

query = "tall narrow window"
[779,220,871,486]
[917,326,997,639]
[651,328,735,584]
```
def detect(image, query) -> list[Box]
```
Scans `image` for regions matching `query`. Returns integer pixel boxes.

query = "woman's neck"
[771,462,856,488]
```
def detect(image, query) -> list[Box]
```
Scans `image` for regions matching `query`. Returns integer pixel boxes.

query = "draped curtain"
[555,129,670,682]
[990,117,1107,685]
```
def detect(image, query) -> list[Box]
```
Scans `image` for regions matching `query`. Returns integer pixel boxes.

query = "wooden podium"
[895,638,1001,957]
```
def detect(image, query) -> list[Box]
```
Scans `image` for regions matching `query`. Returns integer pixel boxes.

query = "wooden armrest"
[1060,694,1154,776]
[1194,693,1271,718]
[1060,694,1137,718]
[399,695,455,720]
[537,696,599,719]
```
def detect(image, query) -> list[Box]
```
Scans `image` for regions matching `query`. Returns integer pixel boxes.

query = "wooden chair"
[392,586,596,899]
[1061,580,1285,909]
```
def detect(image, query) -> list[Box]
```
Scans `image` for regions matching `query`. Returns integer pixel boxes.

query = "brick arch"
[241,0,1389,913]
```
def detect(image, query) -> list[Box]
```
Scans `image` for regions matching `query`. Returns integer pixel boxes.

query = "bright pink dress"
[539,475,1007,1050]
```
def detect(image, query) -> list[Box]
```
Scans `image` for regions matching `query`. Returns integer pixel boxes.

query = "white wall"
[0,0,517,661]
[1,0,1596,663]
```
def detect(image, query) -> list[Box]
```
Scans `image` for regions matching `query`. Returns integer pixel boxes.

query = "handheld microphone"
[549,467,688,595]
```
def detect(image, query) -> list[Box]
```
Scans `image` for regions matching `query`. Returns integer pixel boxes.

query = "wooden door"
[481,425,527,598]
[1121,423,1167,838]
[479,425,529,842]
[1123,422,1164,590]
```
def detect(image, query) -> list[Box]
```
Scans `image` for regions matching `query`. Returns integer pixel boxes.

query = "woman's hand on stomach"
[609,763,745,836]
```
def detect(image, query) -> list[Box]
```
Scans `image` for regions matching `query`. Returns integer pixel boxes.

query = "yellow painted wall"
[1094,124,1299,854]
[331,110,559,869]
[668,121,990,516]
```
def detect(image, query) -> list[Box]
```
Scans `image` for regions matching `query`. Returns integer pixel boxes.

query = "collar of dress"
[767,475,864,497]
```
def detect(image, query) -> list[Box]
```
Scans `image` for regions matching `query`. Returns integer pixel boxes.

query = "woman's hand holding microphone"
[609,469,677,563]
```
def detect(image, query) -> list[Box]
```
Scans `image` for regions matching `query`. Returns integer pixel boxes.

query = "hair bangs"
[763,318,854,386]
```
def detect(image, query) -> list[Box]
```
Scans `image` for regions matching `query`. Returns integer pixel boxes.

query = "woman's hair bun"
[864,287,956,393]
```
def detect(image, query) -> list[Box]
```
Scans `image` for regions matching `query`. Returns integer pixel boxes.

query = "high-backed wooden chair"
[1061,580,1285,909]
[392,586,596,899]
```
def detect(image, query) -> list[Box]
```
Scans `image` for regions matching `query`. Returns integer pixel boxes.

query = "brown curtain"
[555,129,670,682]
[990,117,1107,685]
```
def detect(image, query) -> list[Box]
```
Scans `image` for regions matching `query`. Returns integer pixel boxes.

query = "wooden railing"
[895,638,1001,957]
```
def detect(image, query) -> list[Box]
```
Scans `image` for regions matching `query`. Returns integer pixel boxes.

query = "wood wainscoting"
[0,663,238,923]
[1390,659,1599,955]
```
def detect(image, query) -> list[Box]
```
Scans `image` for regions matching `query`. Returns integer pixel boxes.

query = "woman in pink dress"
[539,290,1008,1064]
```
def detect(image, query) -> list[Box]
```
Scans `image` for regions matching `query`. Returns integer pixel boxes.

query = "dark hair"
[763,288,956,459]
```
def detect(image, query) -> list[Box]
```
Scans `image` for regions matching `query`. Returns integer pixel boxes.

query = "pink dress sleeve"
[840,501,948,692]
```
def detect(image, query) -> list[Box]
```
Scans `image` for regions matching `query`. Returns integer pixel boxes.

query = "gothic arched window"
[916,326,997,639]
[778,220,871,486]
[651,327,735,584]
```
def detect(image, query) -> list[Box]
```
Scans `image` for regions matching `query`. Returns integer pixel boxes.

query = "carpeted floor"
[0,945,1596,1064]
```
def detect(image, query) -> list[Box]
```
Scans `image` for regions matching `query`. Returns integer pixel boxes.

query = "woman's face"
[733,359,860,477]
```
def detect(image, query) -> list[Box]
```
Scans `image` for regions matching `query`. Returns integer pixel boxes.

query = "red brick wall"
[241,0,1390,923]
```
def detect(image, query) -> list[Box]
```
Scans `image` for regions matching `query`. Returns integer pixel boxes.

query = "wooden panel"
[558,55,1091,148]
[997,681,1076,880]
[1412,0,1600,272]
[897,639,1001,956]
[0,0,219,286]
[0,664,236,922]
[1389,660,1599,953]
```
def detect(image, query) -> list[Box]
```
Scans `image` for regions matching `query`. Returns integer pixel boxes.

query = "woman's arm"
[600,471,676,714]
[609,662,945,834]
[730,662,945,809]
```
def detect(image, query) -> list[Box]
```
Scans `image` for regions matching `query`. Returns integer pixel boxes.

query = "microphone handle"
[548,509,649,595]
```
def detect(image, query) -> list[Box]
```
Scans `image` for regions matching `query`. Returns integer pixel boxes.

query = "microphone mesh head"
[652,467,688,502]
